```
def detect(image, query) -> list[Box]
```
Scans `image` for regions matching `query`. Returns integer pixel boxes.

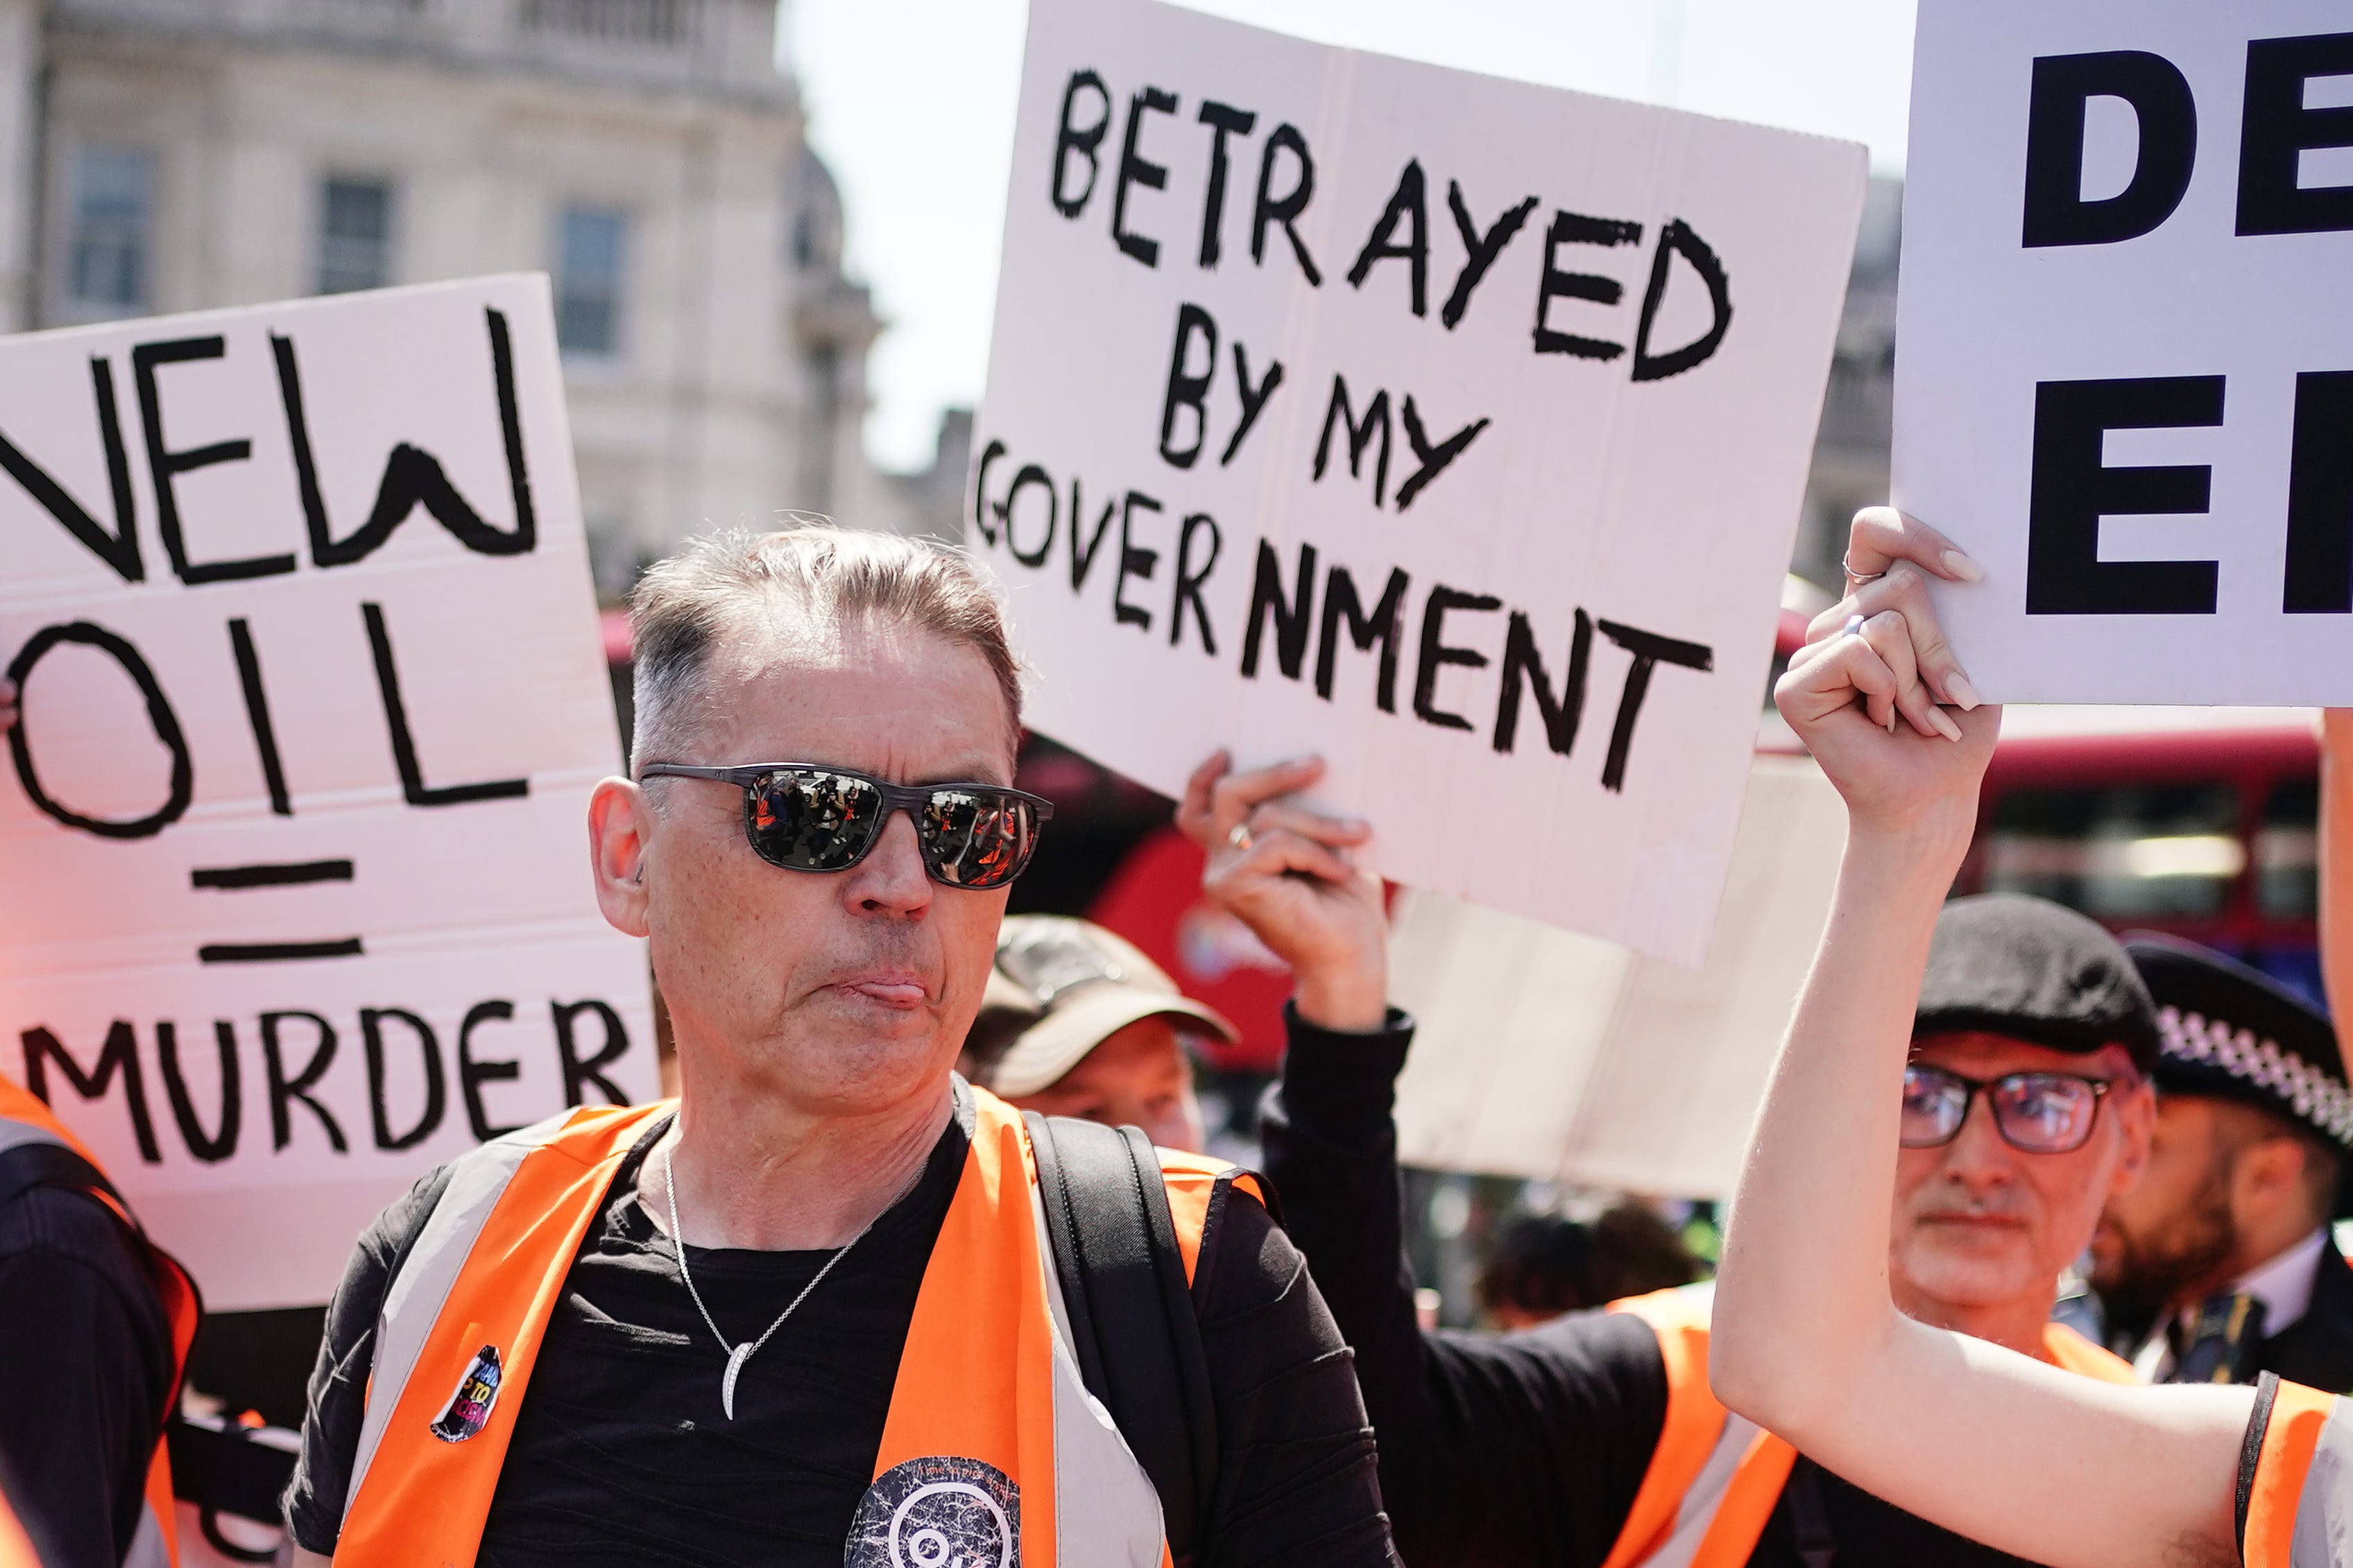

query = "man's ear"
[588,776,653,938]
[2109,1076,2157,1194]
[2230,1135,2310,1218]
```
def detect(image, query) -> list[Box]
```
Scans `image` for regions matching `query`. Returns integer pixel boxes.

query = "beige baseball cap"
[966,915,1239,1098]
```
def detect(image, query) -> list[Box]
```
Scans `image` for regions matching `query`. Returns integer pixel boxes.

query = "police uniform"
[2124,938,2353,1392]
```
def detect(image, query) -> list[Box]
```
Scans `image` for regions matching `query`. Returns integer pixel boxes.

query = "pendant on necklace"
[721,1342,753,1421]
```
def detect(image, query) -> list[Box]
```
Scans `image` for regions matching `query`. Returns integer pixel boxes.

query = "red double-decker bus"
[1764,596,2326,1004]
[1957,705,2322,1006]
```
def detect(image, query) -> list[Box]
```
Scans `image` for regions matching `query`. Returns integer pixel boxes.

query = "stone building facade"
[0,0,884,597]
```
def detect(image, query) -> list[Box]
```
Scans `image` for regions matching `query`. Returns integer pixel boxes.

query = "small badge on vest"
[846,1454,1019,1567]
[430,1345,503,1443]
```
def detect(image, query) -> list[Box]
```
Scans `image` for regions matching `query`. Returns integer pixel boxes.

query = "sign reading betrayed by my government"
[1897,1,2353,704]
[976,0,1866,963]
[0,277,654,1309]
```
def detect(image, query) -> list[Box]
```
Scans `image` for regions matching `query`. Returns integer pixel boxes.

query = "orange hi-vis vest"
[1595,1283,2140,1568]
[334,1087,1253,1568]
[0,1075,198,1568]
[0,1492,38,1568]
[2243,1380,2350,1568]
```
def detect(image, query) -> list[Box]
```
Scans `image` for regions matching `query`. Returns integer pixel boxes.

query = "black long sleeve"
[1192,1182,1398,1568]
[0,1187,176,1568]
[1258,1007,1667,1568]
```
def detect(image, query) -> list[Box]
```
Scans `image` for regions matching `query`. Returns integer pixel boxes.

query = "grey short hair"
[628,524,1022,770]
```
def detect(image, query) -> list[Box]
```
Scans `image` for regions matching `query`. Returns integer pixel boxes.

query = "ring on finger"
[1227,821,1254,852]
[1840,613,1868,639]
[1842,551,1886,585]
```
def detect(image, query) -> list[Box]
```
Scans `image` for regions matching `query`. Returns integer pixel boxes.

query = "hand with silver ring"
[1805,506,1988,735]
[1174,750,1389,1032]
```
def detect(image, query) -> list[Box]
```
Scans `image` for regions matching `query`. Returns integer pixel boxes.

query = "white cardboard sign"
[1897,1,2353,705]
[0,277,656,1309]
[974,0,1865,964]
[1388,752,1845,1195]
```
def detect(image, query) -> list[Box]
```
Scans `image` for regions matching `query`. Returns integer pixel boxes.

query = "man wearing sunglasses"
[1218,506,2159,1568]
[283,527,1396,1568]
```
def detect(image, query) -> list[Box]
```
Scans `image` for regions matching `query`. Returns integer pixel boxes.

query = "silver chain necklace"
[660,1141,892,1420]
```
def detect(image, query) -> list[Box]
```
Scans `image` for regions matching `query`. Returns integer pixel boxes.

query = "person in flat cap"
[1892,893,2159,1369]
[959,913,1239,1153]
[2090,936,2353,1390]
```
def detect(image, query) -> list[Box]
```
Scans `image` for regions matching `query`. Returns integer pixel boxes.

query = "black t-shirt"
[0,1180,177,1568]
[1258,1012,2051,1568]
[289,1087,1396,1567]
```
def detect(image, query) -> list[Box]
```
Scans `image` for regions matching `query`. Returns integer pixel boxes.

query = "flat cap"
[1915,893,2159,1072]
[2125,933,2351,1155]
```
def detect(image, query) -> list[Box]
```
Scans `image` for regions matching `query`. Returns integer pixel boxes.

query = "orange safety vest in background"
[1596,1284,2140,1568]
[0,1492,41,1568]
[2243,1381,2347,1568]
[334,1087,1250,1568]
[0,1076,199,1568]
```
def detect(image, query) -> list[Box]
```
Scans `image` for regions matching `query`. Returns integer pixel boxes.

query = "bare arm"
[291,1551,332,1567]
[1708,509,2254,1568]
[2322,709,2353,1021]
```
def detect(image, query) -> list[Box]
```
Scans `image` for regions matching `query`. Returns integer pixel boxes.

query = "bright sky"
[785,0,1919,474]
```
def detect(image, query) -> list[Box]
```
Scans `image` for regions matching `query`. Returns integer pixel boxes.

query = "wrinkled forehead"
[1909,1029,2139,1082]
[693,607,1019,774]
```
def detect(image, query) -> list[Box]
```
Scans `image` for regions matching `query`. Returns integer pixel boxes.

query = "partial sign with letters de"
[1897,1,2353,703]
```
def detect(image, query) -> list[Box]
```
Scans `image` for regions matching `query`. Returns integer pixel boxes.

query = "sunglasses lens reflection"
[742,770,1043,888]
[919,790,1040,890]
[746,771,882,871]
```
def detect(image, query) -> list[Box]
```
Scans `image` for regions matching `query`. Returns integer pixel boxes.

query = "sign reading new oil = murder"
[0,276,654,1309]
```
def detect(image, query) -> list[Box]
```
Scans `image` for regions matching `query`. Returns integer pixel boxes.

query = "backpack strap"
[1782,1456,1837,1568]
[0,1138,125,1216]
[1025,1112,1220,1568]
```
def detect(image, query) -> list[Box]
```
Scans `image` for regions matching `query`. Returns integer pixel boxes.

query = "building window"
[520,0,693,46]
[69,147,153,312]
[556,206,626,359]
[318,178,395,295]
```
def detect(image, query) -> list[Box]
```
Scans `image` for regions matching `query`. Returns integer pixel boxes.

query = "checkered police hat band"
[2158,1005,2353,1148]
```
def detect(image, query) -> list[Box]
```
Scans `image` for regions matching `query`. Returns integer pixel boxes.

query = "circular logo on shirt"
[845,1455,1020,1568]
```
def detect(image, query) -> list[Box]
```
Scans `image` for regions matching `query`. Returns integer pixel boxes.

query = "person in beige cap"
[960,915,1239,1153]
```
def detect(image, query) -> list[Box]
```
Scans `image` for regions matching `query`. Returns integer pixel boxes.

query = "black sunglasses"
[1900,1064,2118,1155]
[638,763,1053,890]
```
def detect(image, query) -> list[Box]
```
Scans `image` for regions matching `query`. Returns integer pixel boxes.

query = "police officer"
[2091,937,2353,1388]
[0,679,200,1568]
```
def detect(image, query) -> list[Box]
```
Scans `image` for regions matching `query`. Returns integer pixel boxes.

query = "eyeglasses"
[1900,1064,2118,1155]
[638,763,1053,890]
